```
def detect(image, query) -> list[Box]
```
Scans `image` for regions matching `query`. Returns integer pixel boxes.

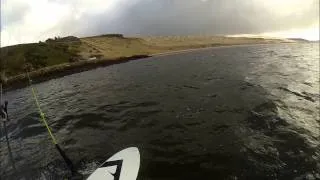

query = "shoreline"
[152,42,280,57]
[5,55,150,90]
[3,42,292,90]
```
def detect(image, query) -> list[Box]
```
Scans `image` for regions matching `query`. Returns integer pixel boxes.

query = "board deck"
[87,147,140,180]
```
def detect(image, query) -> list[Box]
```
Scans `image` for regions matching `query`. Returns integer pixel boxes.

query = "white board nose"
[87,147,140,180]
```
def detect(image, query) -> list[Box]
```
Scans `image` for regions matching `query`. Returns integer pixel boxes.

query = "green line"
[27,71,57,145]
[31,87,58,145]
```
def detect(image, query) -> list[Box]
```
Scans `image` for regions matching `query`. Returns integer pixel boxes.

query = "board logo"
[101,160,123,180]
[87,147,140,180]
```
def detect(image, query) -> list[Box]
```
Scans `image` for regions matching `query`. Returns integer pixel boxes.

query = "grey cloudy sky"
[1,0,319,46]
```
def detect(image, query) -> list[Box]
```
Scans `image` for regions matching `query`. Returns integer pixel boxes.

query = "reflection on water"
[0,43,319,179]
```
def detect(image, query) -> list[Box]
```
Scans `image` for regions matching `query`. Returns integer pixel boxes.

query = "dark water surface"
[1,43,319,180]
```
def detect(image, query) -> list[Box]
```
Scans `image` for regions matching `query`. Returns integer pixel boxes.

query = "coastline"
[3,42,292,90]
[151,42,283,57]
[5,55,150,90]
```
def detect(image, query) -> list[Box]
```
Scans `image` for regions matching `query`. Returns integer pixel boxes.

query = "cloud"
[1,0,30,29]
[85,0,319,35]
[0,0,129,46]
[1,0,319,46]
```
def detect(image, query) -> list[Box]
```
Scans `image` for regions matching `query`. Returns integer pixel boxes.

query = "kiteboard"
[87,147,140,180]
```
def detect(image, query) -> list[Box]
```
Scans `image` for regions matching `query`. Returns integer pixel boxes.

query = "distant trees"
[45,36,80,43]
[38,41,47,47]
[101,34,124,38]
[45,36,61,43]
[45,38,55,43]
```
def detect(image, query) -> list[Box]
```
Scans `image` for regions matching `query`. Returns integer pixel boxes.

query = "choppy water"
[1,43,319,180]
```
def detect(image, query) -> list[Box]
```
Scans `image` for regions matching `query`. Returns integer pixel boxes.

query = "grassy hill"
[80,35,154,59]
[0,37,81,77]
[80,35,288,58]
[0,34,291,86]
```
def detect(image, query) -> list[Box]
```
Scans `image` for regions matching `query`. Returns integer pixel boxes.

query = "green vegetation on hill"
[1,38,81,77]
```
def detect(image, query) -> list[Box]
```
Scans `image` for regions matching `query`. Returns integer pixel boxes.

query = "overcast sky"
[1,0,319,46]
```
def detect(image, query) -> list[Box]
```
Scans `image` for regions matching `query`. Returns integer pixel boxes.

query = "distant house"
[88,57,97,60]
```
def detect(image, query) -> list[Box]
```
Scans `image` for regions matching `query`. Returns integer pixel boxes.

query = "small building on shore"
[88,57,97,61]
